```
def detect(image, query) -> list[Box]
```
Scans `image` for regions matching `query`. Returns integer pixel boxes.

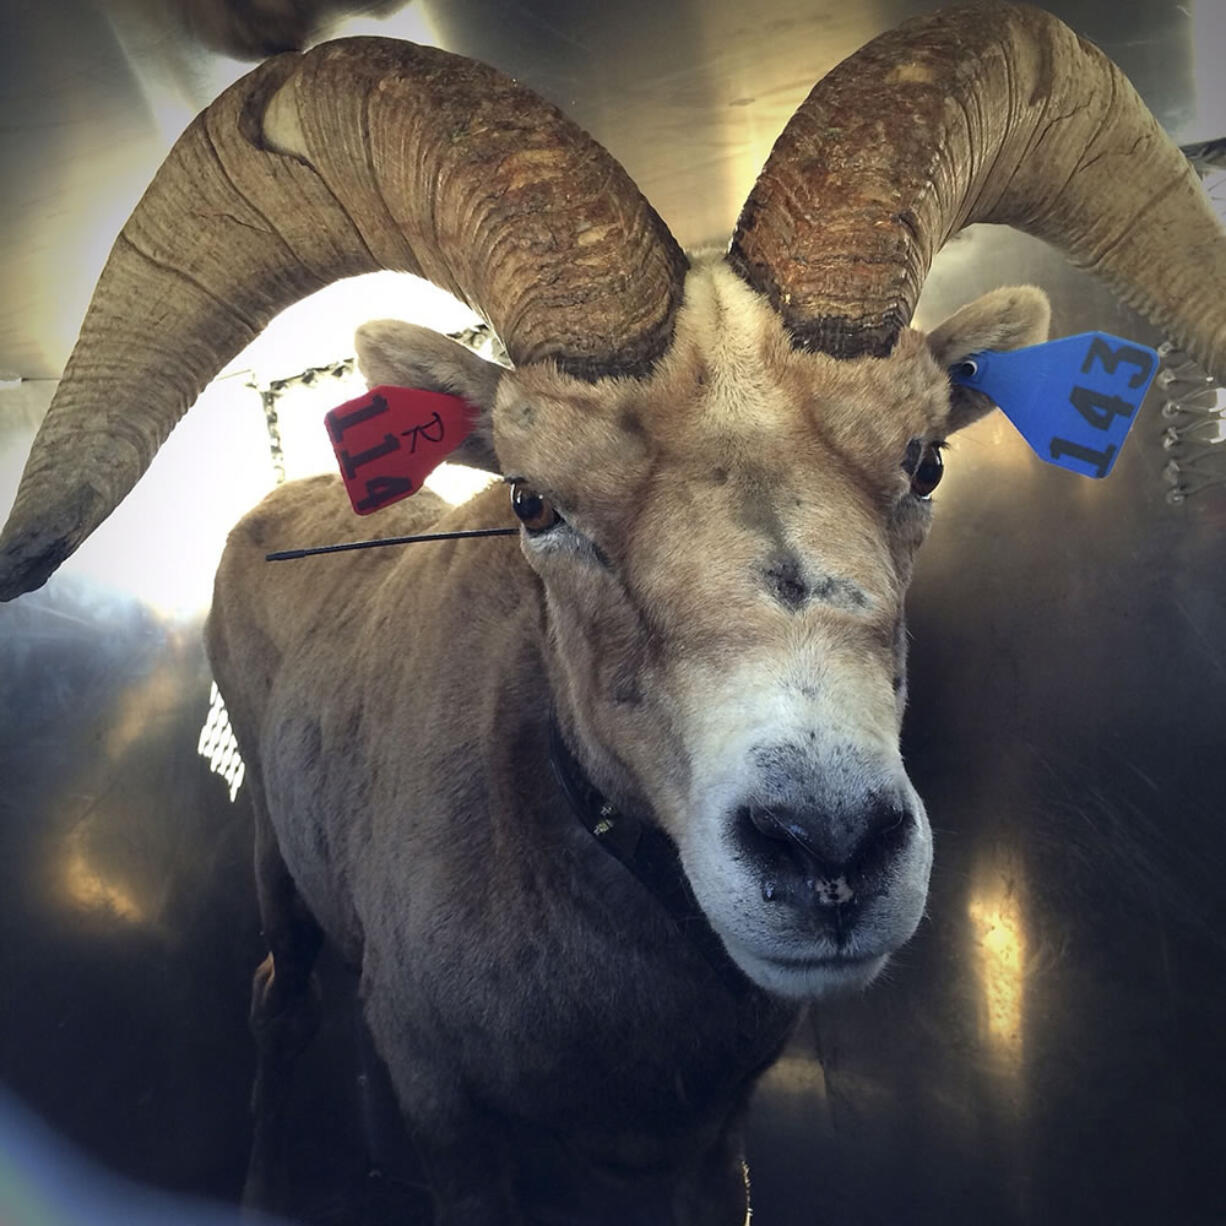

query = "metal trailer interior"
[1,1,1224,1223]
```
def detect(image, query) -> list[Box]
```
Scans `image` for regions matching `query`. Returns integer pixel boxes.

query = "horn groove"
[729,2,1226,377]
[0,37,686,600]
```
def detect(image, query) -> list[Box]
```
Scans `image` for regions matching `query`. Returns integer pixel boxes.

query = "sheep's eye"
[903,439,944,498]
[510,482,563,532]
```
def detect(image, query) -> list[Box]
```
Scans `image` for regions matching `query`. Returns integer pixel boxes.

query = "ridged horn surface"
[0,37,687,600]
[729,1,1226,374]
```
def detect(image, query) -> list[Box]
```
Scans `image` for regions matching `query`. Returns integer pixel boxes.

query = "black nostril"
[853,799,910,872]
[739,800,910,882]
[742,805,842,879]
[865,798,907,842]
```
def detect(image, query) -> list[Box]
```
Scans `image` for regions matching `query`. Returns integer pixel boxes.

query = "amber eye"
[510,481,563,532]
[903,439,944,498]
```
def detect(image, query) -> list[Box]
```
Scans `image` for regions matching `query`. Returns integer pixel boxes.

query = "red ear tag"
[325,385,476,516]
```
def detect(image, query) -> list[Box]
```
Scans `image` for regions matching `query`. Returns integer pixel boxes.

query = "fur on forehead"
[491,257,953,497]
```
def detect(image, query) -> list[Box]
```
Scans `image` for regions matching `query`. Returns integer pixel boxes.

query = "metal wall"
[1,1,1224,1223]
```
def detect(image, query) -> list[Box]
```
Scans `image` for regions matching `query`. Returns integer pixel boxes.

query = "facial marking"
[810,574,870,611]
[764,554,808,611]
[491,257,954,998]
[618,407,646,438]
[763,554,871,614]
[733,472,789,554]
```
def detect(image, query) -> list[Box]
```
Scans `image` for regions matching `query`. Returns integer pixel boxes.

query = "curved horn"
[0,37,687,600]
[729,2,1226,375]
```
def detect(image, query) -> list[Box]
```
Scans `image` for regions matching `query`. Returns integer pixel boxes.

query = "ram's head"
[2,3,1223,995]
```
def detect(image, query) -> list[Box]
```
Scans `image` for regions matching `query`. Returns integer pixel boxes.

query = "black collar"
[548,720,750,997]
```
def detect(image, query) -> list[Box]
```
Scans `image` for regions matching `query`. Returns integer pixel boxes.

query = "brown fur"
[207,257,1048,1223]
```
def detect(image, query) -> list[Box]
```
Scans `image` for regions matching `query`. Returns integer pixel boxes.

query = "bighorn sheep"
[3,3,1224,1222]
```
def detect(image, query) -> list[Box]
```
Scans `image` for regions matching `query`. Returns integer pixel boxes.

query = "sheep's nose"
[738,797,911,896]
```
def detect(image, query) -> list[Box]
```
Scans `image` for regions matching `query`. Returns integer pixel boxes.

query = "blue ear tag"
[949,332,1160,478]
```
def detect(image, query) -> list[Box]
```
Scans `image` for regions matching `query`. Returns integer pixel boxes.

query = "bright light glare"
[967,878,1026,1062]
[23,271,492,620]
[57,374,274,620]
[61,830,144,924]
[218,271,482,386]
[329,2,443,46]
[427,463,499,505]
[198,682,246,802]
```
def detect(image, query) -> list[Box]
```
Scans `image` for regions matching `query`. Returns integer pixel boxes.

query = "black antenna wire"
[266,526,518,562]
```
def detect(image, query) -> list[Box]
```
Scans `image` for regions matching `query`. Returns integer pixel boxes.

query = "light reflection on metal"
[756,1052,830,1102]
[967,871,1026,1064]
[104,4,249,149]
[198,681,245,802]
[685,7,891,246]
[330,1,443,49]
[1190,4,1226,146]
[60,830,144,924]
[101,650,191,762]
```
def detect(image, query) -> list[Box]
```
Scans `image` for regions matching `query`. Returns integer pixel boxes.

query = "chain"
[1157,154,1226,502]
[245,358,356,486]
[1157,342,1226,503]
[243,324,501,486]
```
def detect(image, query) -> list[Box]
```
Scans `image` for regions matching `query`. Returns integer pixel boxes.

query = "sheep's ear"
[355,320,503,473]
[927,286,1051,432]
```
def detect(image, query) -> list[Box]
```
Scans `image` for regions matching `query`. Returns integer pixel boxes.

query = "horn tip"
[0,548,67,602]
[0,521,79,602]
